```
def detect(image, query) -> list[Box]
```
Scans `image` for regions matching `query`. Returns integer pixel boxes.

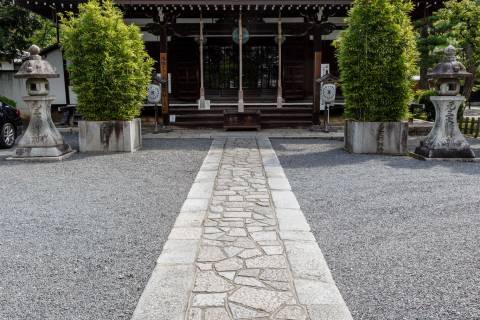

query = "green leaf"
[60,0,153,121]
[335,0,418,122]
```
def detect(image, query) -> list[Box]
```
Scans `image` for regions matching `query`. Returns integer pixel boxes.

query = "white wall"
[0,61,14,71]
[0,71,28,116]
[0,48,69,117]
[43,48,67,105]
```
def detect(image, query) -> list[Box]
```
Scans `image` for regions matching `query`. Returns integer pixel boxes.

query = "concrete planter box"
[344,120,408,155]
[79,119,142,153]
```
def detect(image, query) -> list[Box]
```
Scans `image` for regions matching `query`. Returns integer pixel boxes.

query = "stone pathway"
[187,138,305,319]
[132,137,352,320]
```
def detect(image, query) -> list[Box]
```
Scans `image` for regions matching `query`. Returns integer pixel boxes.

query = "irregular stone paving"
[186,138,309,320]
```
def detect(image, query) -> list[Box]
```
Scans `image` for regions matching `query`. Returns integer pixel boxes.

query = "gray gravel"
[272,138,480,320]
[0,135,211,320]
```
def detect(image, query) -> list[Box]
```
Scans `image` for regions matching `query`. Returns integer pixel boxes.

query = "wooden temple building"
[16,0,443,128]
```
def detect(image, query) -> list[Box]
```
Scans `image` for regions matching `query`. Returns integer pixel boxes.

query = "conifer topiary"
[61,0,153,121]
[336,0,418,122]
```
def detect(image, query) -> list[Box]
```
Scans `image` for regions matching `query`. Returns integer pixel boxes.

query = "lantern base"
[410,152,479,162]
[413,145,475,159]
[7,149,76,161]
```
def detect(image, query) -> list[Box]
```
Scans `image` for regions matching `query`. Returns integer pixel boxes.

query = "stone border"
[131,138,225,320]
[143,129,345,140]
[409,152,480,162]
[257,137,353,320]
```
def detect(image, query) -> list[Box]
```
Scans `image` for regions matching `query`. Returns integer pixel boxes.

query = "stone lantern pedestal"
[415,96,475,158]
[7,45,75,161]
[414,45,476,160]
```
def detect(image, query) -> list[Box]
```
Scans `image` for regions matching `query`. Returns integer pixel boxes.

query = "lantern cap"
[15,45,59,79]
[427,45,472,80]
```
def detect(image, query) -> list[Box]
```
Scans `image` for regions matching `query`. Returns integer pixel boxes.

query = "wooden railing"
[459,117,480,138]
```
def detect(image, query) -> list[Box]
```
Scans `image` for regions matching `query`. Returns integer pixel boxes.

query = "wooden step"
[261,120,313,128]
[168,106,314,129]
[172,121,224,128]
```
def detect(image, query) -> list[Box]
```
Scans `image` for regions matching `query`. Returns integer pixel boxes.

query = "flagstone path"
[132,137,352,320]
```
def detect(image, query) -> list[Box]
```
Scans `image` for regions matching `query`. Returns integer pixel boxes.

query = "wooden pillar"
[160,23,169,124]
[238,12,244,113]
[276,14,283,109]
[312,23,322,125]
[198,13,206,109]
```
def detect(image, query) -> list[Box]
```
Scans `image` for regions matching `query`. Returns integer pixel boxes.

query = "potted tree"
[336,0,417,154]
[61,0,153,152]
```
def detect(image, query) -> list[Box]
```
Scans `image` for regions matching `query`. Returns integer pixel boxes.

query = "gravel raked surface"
[272,138,480,320]
[0,135,211,320]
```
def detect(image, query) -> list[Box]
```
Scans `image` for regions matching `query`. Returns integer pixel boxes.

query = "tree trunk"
[462,43,476,102]
[419,24,430,90]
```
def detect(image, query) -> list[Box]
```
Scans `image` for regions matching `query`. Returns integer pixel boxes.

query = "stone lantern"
[9,45,75,160]
[414,45,476,159]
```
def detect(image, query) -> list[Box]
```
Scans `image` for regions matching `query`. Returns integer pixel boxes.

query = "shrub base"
[79,119,142,153]
[344,120,408,155]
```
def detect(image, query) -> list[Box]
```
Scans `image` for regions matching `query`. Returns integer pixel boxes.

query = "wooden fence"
[459,117,480,138]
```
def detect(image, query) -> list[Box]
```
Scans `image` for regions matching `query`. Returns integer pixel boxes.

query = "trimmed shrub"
[335,0,418,122]
[61,0,153,121]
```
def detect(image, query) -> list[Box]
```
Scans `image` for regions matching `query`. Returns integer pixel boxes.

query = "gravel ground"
[0,135,211,320]
[272,138,480,320]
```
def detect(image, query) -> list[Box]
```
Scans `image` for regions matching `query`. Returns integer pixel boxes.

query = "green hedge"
[335,0,418,122]
[61,0,153,121]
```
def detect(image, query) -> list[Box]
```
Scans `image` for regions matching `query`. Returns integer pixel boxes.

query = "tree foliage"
[0,0,56,59]
[414,16,447,89]
[335,0,418,122]
[427,0,480,100]
[61,0,153,121]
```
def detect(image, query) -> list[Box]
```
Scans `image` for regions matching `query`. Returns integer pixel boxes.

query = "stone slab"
[6,150,76,162]
[276,209,310,231]
[409,152,480,162]
[168,227,203,240]
[268,177,292,191]
[131,264,195,320]
[173,211,207,228]
[294,279,346,305]
[307,304,354,320]
[187,182,215,199]
[181,199,209,212]
[156,239,199,265]
[271,191,301,209]
[284,240,334,282]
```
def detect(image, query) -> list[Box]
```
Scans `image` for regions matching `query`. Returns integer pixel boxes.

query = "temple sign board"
[322,83,336,104]
[317,72,337,111]
[147,84,162,104]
